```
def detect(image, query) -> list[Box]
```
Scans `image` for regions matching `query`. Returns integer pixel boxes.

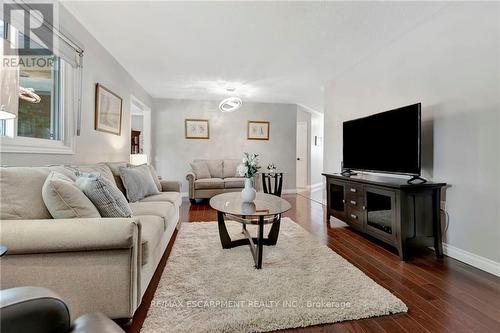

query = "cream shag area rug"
[141,218,407,333]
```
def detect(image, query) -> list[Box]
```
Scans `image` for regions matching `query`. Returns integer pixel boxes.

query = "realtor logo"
[3,2,53,56]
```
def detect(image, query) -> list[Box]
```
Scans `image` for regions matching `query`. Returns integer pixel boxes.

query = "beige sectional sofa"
[186,159,249,201]
[0,162,181,321]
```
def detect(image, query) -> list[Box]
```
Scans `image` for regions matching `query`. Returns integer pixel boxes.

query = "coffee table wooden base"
[217,211,281,269]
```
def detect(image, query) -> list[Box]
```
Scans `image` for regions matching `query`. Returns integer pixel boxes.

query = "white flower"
[237,164,248,177]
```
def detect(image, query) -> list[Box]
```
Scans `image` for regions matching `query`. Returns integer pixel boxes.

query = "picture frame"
[247,120,270,140]
[185,119,210,139]
[95,83,123,135]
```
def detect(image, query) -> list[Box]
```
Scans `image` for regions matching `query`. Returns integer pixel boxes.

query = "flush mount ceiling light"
[219,96,242,112]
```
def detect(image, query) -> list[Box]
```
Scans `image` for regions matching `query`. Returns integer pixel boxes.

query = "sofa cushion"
[224,177,245,189]
[129,201,175,230]
[42,171,100,219]
[194,159,223,178]
[189,161,211,180]
[223,159,242,178]
[104,162,130,195]
[76,174,132,218]
[139,192,182,207]
[119,165,160,202]
[194,178,224,190]
[0,167,52,220]
[135,215,164,265]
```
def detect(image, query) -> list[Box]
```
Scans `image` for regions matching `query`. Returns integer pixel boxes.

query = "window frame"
[0,22,77,155]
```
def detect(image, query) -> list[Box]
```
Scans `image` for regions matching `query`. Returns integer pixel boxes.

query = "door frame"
[130,95,151,161]
[296,121,309,188]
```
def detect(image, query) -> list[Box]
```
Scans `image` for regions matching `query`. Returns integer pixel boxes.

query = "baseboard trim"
[309,182,324,191]
[282,189,297,194]
[442,243,500,277]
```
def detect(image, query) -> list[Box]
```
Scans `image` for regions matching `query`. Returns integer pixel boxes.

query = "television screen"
[343,103,421,176]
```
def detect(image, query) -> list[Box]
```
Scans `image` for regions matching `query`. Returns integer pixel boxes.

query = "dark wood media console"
[322,173,446,260]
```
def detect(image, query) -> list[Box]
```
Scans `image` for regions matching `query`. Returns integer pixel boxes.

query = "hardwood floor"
[127,193,500,333]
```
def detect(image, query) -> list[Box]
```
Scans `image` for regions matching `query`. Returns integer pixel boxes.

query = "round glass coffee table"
[209,192,291,269]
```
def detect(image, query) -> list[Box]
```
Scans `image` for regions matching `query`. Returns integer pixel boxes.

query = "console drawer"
[346,208,364,231]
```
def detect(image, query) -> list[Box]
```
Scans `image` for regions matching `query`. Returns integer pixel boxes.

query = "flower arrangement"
[237,153,261,179]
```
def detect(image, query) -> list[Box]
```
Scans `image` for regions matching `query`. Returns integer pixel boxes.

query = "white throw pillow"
[42,171,101,219]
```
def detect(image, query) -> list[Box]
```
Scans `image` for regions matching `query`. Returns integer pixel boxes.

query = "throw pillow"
[147,165,162,192]
[42,171,101,219]
[119,165,160,202]
[76,173,132,217]
[190,161,211,179]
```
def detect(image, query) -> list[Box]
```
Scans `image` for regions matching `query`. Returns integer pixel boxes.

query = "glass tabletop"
[209,192,291,217]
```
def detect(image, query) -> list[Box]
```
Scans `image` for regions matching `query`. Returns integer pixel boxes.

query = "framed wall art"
[95,83,123,135]
[185,119,210,139]
[247,120,270,140]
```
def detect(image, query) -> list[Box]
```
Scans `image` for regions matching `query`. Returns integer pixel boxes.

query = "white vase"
[241,178,256,203]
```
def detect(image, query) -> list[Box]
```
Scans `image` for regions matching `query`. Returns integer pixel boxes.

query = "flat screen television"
[343,103,421,176]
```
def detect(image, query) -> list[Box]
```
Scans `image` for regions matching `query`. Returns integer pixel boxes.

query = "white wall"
[152,99,297,193]
[323,2,500,266]
[0,5,152,166]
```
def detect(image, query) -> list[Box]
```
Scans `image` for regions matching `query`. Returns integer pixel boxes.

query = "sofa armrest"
[71,312,125,333]
[186,171,196,199]
[160,180,181,192]
[0,218,139,255]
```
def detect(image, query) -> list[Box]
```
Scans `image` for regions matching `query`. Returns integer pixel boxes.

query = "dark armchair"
[0,287,125,333]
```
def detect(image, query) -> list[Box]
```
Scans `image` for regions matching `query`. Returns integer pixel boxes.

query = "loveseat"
[186,159,253,201]
[0,162,181,321]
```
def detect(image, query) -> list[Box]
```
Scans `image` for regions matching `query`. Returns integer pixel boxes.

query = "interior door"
[296,121,308,188]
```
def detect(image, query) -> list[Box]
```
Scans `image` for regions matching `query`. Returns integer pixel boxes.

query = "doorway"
[130,95,151,162]
[296,121,308,188]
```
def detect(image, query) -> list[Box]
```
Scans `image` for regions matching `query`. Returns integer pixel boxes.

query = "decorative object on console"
[75,173,132,217]
[237,153,260,203]
[95,83,123,136]
[118,165,160,202]
[247,120,269,140]
[185,119,209,139]
[267,163,276,172]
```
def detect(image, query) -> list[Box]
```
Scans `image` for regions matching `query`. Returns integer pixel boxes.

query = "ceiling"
[62,1,447,112]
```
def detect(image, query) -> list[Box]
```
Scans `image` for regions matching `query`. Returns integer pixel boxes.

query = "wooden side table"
[261,171,284,197]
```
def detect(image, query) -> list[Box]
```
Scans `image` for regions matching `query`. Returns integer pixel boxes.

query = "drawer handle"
[350,188,357,193]
[350,200,357,205]
[342,199,345,203]
[362,205,366,210]
[350,214,358,219]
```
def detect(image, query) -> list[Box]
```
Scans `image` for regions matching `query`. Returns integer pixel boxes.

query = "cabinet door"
[327,179,346,220]
[364,186,397,244]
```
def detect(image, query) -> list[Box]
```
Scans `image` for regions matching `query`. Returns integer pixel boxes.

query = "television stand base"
[407,175,427,184]
[341,170,358,177]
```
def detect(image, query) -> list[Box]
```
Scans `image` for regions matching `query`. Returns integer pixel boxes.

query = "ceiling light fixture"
[219,96,242,112]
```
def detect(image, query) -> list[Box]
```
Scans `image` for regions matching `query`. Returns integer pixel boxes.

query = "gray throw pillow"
[119,165,160,202]
[76,173,132,217]
[147,165,162,192]
[42,171,101,219]
[190,161,211,179]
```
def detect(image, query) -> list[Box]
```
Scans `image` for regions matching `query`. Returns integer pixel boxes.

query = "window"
[0,16,82,154]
